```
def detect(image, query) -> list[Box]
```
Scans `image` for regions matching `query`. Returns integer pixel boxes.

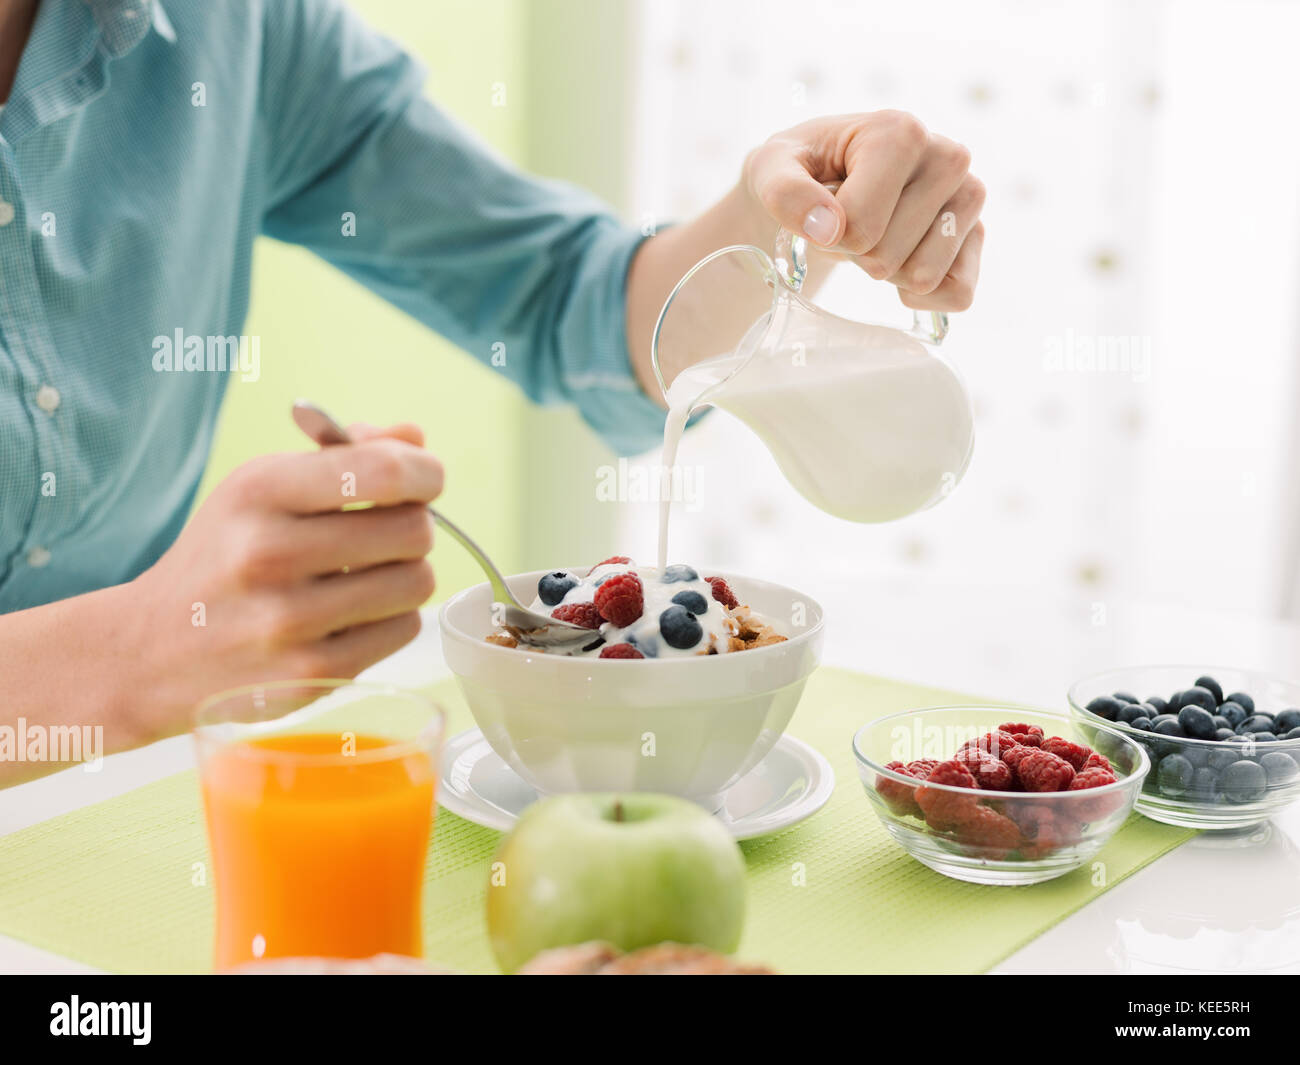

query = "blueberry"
[661,564,699,583]
[1145,695,1169,715]
[1259,751,1299,787]
[1274,709,1300,733]
[1153,717,1187,757]
[1130,717,1154,731]
[670,590,709,615]
[1250,732,1278,744]
[1177,705,1217,740]
[1118,702,1152,724]
[1151,714,1180,729]
[1213,728,1237,742]
[1168,691,1187,712]
[1251,708,1276,720]
[538,571,578,606]
[1113,691,1140,705]
[1194,675,1224,704]
[1236,715,1277,735]
[1217,701,1247,728]
[1220,760,1267,803]
[658,605,703,649]
[1157,754,1195,797]
[1190,767,1219,798]
[1181,686,1218,714]
[1285,727,1300,741]
[1181,744,1210,768]
[1093,730,1129,765]
[1209,745,1242,772]
[1225,691,1255,715]
[1086,695,1125,720]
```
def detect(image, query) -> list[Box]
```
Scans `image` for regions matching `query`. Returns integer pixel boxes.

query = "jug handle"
[772,202,950,346]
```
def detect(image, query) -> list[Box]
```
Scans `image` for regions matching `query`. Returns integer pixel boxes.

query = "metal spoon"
[290,400,596,649]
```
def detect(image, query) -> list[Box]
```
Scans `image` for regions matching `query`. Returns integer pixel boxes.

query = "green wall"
[198,0,625,602]
[516,0,634,572]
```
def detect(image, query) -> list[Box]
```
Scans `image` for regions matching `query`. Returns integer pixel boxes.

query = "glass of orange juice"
[195,679,444,970]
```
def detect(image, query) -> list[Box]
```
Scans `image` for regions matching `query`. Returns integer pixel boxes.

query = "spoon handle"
[290,400,518,607]
[425,508,515,606]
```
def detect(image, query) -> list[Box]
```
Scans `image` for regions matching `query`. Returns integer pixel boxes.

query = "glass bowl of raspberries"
[853,707,1150,885]
[1069,666,1300,831]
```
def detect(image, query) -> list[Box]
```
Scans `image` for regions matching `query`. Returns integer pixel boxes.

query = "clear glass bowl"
[1068,666,1300,831]
[852,706,1149,886]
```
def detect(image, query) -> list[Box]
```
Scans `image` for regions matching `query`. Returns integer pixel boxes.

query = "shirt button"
[26,546,51,568]
[0,200,14,227]
[36,384,61,413]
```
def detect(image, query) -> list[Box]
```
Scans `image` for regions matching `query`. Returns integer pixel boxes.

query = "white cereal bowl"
[438,569,824,809]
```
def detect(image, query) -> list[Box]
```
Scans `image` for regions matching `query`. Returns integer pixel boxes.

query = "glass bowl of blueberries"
[1067,666,1300,830]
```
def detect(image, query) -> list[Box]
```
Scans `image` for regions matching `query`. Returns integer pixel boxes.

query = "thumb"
[346,421,427,448]
[746,146,845,247]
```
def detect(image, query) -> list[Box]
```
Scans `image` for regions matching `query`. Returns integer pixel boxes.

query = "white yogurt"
[527,564,779,658]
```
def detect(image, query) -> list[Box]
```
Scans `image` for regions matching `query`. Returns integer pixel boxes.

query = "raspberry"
[958,730,1021,760]
[954,805,1022,858]
[905,759,941,781]
[593,573,644,627]
[876,759,942,817]
[1012,805,1080,858]
[999,722,1044,747]
[1016,749,1076,792]
[1082,751,1111,772]
[590,556,632,571]
[922,759,978,790]
[1068,766,1124,821]
[876,761,923,817]
[1069,767,1118,790]
[599,643,644,659]
[954,748,1014,790]
[1002,744,1032,769]
[1041,736,1092,771]
[916,759,980,830]
[1001,745,1033,787]
[704,576,739,610]
[551,602,602,629]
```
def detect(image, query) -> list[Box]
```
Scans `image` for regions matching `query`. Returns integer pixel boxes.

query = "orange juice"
[200,732,435,969]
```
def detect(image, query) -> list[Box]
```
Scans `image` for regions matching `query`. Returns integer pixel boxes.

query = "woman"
[0,0,984,781]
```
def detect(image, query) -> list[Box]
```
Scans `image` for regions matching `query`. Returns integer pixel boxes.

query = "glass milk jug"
[651,224,975,525]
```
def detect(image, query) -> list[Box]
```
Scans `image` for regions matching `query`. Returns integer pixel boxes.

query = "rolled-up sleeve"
[255,0,666,455]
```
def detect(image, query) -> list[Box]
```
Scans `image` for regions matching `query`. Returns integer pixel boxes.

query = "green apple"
[486,793,747,973]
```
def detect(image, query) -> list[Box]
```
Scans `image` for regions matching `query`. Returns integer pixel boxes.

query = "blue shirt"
[0,0,664,613]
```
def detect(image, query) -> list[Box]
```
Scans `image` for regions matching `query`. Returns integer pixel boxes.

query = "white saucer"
[437,729,835,841]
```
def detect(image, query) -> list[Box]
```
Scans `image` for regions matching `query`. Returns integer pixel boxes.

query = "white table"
[4,580,1299,974]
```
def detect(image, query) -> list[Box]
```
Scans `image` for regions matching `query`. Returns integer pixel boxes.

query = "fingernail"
[802,205,838,246]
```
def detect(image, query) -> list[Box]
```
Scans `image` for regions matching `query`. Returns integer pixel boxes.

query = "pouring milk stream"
[653,227,975,571]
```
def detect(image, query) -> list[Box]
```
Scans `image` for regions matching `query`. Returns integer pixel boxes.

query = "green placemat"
[0,668,1194,974]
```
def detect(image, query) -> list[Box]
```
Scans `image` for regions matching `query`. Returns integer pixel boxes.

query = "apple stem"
[613,799,624,822]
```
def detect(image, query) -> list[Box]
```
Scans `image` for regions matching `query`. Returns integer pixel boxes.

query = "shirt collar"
[83,0,176,57]
[1,1,175,145]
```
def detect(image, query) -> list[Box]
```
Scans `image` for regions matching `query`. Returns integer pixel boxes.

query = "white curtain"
[621,0,1300,622]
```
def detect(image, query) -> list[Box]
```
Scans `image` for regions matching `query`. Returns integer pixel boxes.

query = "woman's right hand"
[126,422,443,745]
